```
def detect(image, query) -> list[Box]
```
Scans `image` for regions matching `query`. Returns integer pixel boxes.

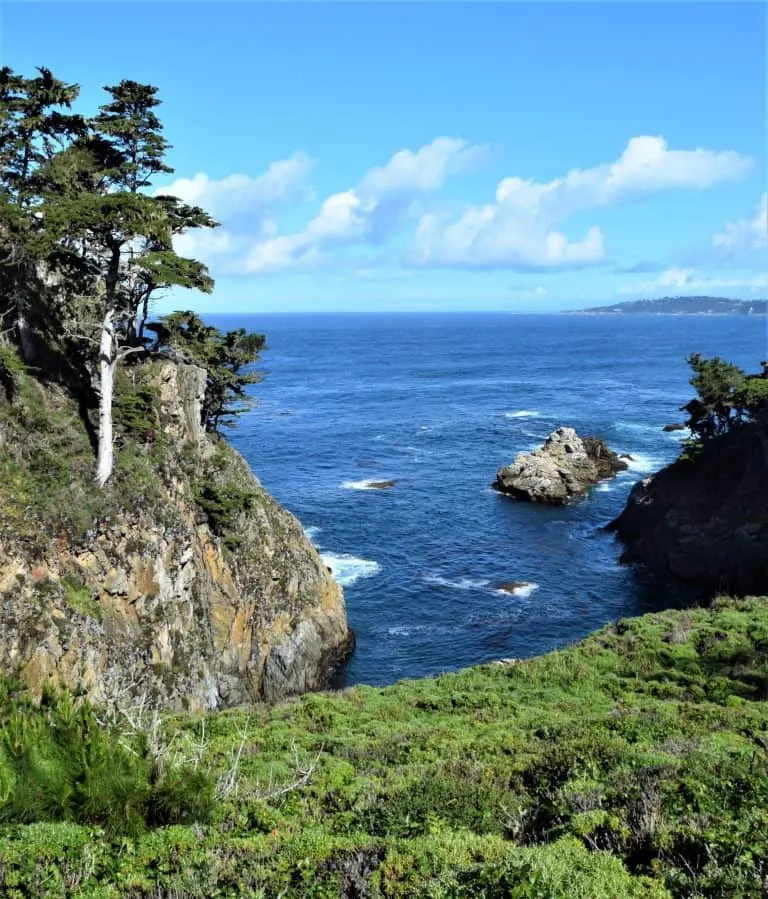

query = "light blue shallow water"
[209,312,767,687]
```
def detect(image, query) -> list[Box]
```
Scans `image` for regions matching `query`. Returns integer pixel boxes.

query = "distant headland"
[572,296,767,315]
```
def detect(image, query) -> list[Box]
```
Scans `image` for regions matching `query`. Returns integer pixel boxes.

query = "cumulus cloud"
[411,136,751,270]
[712,193,767,255]
[154,153,314,270]
[244,138,487,272]
[158,152,313,223]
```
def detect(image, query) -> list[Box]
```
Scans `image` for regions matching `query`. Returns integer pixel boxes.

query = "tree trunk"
[96,307,116,486]
[15,304,35,363]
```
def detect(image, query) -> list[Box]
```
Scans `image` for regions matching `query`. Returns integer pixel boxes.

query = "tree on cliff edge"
[683,353,768,443]
[1,73,219,485]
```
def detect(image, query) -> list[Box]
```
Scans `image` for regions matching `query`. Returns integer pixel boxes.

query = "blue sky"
[3,1,766,312]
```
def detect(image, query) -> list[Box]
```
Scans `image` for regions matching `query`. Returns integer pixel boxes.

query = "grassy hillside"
[1,596,767,897]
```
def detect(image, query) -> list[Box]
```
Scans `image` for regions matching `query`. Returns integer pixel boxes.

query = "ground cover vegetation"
[1,597,768,897]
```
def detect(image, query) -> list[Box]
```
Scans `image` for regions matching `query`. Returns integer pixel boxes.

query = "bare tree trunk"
[15,304,35,363]
[96,307,116,486]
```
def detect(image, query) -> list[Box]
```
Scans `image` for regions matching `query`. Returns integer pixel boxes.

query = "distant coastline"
[572,295,767,315]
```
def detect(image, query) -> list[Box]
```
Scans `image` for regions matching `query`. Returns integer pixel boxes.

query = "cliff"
[608,419,768,595]
[0,355,352,710]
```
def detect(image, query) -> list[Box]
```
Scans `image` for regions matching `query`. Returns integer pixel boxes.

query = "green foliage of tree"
[0,67,267,486]
[0,682,214,836]
[149,310,266,432]
[682,354,767,443]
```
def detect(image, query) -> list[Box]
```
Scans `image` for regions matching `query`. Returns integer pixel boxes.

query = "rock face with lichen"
[493,427,628,504]
[0,360,352,711]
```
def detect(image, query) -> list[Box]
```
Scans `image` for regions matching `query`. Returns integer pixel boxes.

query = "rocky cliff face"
[608,420,768,595]
[0,361,352,710]
[493,427,628,504]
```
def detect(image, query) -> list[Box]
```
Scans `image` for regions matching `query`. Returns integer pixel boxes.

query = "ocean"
[210,312,766,687]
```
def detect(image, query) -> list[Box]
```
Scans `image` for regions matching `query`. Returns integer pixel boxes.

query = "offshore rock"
[0,361,352,711]
[608,419,768,595]
[493,427,628,504]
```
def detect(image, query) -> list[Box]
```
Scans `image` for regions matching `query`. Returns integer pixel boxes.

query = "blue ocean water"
[211,313,766,687]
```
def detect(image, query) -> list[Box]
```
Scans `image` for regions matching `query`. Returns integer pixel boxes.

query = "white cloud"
[713,193,768,254]
[621,266,768,295]
[244,137,487,272]
[412,136,751,270]
[158,152,314,222]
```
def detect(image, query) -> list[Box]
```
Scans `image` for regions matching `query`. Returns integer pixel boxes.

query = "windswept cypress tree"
[1,73,219,484]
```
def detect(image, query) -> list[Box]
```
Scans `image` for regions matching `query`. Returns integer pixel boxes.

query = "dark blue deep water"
[210,313,766,687]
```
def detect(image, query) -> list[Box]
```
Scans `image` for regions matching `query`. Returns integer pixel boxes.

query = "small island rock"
[493,427,628,504]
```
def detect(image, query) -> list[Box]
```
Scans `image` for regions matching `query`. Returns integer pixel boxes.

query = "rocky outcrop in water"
[608,420,768,596]
[0,361,352,710]
[493,427,628,504]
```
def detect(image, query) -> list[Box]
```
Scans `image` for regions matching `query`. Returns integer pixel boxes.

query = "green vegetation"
[193,479,260,550]
[1,597,767,896]
[682,353,768,446]
[0,67,263,486]
[0,682,213,838]
[149,310,265,432]
[60,576,102,622]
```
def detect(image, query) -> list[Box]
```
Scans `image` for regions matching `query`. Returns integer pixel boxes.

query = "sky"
[2,1,766,313]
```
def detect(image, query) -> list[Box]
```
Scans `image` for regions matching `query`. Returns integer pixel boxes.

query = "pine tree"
[36,80,218,484]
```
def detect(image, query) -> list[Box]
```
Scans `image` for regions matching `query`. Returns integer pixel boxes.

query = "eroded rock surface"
[493,427,628,504]
[0,362,352,710]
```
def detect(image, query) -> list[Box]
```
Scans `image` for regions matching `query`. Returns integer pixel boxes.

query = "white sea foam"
[303,526,322,542]
[615,420,660,435]
[621,452,663,474]
[388,624,429,637]
[505,410,540,419]
[341,478,394,490]
[665,426,692,440]
[322,553,382,587]
[424,574,539,598]
[497,582,539,598]
[423,574,491,591]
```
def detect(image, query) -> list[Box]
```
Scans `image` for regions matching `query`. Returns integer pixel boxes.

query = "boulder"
[493,427,628,504]
[663,423,687,432]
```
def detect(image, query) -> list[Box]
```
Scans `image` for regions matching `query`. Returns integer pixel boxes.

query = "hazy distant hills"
[574,296,768,315]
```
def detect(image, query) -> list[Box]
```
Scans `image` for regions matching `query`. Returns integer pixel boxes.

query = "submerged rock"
[496,581,538,596]
[663,423,687,432]
[493,427,628,504]
[608,419,768,595]
[367,479,397,489]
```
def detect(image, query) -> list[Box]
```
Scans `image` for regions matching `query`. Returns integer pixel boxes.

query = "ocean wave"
[387,624,429,637]
[322,553,382,587]
[423,574,539,598]
[505,410,540,419]
[424,574,491,592]
[665,426,692,440]
[620,452,664,474]
[341,478,396,490]
[614,419,660,435]
[303,526,322,542]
